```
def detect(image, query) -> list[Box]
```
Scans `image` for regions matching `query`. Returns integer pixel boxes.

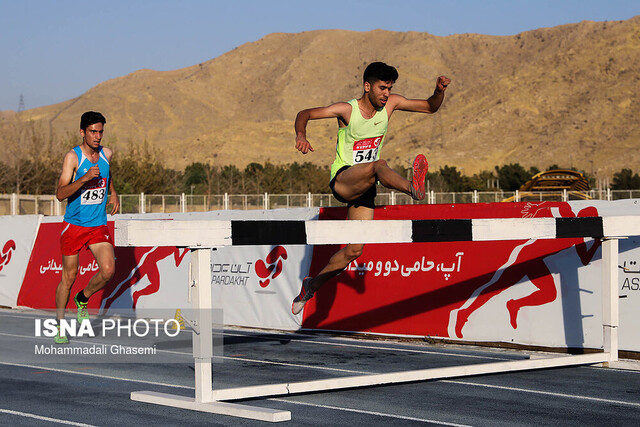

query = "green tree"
[467,170,498,191]
[184,162,208,187]
[495,163,538,191]
[243,162,264,194]
[0,117,64,194]
[612,169,640,190]
[183,162,218,194]
[424,170,448,192]
[110,141,182,194]
[219,165,241,194]
[439,165,465,192]
[0,161,10,193]
[261,163,288,193]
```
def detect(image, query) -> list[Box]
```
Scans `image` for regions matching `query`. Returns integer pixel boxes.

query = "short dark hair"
[363,62,399,84]
[80,111,106,131]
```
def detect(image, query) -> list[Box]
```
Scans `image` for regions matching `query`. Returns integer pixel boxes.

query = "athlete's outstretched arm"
[295,102,351,154]
[388,76,451,114]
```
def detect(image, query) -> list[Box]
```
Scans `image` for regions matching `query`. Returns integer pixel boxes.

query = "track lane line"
[0,408,96,426]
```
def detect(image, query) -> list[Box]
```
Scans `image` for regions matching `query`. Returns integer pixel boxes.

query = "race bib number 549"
[352,136,382,164]
[81,178,107,205]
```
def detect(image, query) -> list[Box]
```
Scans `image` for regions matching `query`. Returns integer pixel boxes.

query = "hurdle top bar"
[114,216,640,248]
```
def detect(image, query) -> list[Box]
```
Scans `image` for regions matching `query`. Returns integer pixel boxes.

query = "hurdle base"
[211,352,610,401]
[131,391,291,422]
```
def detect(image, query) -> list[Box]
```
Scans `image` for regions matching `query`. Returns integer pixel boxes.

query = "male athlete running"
[54,111,119,343]
[292,62,450,315]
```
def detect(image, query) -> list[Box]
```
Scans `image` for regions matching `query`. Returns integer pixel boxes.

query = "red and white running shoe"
[291,277,314,315]
[410,154,429,201]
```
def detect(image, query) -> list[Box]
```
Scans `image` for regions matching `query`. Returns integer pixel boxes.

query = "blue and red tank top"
[63,146,110,227]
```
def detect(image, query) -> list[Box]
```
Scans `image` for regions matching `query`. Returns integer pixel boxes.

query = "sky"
[1,0,638,111]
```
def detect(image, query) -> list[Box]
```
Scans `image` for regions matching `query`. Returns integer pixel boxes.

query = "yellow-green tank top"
[330,98,389,179]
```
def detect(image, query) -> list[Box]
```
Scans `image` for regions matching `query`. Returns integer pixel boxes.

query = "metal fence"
[2,189,639,216]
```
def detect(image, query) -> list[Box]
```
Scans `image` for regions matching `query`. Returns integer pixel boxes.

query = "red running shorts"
[60,222,112,256]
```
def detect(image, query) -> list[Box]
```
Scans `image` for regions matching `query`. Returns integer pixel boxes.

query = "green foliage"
[110,141,182,194]
[184,162,209,187]
[2,116,637,195]
[17,159,59,194]
[612,169,640,190]
[467,170,498,191]
[0,161,11,193]
[0,117,67,194]
[494,163,539,191]
[423,167,498,192]
[178,161,331,195]
[183,162,217,194]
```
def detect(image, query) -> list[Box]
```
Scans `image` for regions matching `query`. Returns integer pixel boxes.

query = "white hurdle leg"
[192,248,214,402]
[131,248,291,422]
[601,238,619,363]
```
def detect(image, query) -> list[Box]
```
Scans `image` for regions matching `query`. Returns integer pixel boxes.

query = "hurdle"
[115,215,638,422]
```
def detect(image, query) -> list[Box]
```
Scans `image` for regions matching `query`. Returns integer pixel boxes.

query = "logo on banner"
[620,260,640,291]
[0,240,16,272]
[255,246,288,288]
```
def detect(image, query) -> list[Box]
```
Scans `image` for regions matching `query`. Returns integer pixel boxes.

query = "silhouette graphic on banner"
[101,246,189,312]
[451,203,601,338]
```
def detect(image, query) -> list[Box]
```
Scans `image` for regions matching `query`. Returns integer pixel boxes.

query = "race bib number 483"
[81,178,107,205]
[352,136,382,164]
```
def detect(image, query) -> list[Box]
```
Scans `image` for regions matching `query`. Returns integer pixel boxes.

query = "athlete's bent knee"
[373,159,389,170]
[344,244,364,261]
[100,263,115,282]
[61,270,77,288]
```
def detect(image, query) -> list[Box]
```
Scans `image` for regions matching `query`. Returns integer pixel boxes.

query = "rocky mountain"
[2,16,639,178]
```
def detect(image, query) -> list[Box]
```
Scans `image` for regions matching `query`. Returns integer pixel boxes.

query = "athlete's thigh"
[88,241,115,270]
[347,205,374,220]
[334,163,376,200]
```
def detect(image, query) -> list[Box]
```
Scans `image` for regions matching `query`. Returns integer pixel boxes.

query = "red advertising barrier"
[17,221,189,313]
[302,202,601,340]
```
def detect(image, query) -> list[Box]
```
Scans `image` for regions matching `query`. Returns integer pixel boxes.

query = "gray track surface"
[1,308,639,426]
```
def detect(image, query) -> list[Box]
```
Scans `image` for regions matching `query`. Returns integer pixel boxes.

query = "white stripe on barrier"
[472,218,556,241]
[603,215,640,237]
[305,220,412,244]
[115,220,231,247]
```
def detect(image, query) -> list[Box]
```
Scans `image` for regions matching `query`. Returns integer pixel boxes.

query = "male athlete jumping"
[292,62,450,315]
[54,111,119,343]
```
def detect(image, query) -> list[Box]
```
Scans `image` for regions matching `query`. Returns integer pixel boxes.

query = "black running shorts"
[329,166,377,209]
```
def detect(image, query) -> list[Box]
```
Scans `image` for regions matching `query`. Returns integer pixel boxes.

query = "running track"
[1,308,639,426]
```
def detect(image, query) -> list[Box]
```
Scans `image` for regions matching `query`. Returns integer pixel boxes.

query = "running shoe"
[291,277,314,315]
[54,325,69,345]
[410,154,429,201]
[74,293,89,322]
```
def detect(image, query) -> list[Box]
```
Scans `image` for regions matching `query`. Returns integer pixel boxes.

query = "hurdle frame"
[115,217,630,422]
